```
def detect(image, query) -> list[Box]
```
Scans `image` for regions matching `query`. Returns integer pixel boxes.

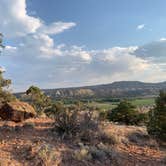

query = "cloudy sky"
[0,0,166,92]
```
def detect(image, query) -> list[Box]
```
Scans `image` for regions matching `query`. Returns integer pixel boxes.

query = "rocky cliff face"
[42,81,166,99]
[15,81,166,99]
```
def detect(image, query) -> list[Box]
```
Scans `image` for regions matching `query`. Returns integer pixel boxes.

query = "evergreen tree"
[109,100,140,125]
[147,91,166,141]
[26,86,51,115]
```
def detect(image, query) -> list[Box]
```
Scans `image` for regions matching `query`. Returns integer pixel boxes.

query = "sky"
[0,0,166,92]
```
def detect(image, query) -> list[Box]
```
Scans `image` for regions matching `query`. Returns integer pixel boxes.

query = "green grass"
[88,102,117,110]
[63,97,155,111]
[87,97,155,111]
[130,98,155,107]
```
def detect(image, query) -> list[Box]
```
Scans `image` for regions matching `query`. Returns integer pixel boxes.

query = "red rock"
[0,101,36,122]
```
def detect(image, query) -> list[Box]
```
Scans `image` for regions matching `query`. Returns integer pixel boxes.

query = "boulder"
[0,101,36,122]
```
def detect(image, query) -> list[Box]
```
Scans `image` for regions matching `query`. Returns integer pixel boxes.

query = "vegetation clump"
[147,91,166,141]
[0,71,16,105]
[25,86,52,115]
[53,105,80,138]
[108,100,147,125]
[48,102,100,142]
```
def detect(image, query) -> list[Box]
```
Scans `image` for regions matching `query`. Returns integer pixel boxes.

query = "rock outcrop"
[0,101,36,122]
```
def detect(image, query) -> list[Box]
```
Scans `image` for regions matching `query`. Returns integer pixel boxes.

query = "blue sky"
[27,0,166,48]
[0,0,166,92]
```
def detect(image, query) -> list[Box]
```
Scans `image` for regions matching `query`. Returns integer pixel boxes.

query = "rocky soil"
[0,118,165,166]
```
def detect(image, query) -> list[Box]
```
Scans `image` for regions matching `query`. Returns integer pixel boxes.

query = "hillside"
[40,81,166,99]
[0,118,165,166]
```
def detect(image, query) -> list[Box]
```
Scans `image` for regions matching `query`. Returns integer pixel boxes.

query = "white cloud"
[0,0,41,37]
[0,0,165,91]
[0,0,76,38]
[137,24,145,30]
[160,38,166,41]
[2,42,165,91]
[39,22,76,35]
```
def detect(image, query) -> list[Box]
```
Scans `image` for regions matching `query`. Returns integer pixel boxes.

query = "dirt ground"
[0,118,165,166]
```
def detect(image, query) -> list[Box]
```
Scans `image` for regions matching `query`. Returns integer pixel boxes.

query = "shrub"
[44,101,64,118]
[53,105,80,138]
[136,113,149,125]
[99,110,109,121]
[74,147,91,161]
[128,131,151,146]
[147,91,166,141]
[79,110,99,142]
[52,103,100,141]
[34,144,57,166]
[109,100,141,125]
[0,71,16,105]
[99,132,119,145]
[90,146,106,161]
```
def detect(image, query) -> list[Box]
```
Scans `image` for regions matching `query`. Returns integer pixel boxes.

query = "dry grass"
[0,118,165,166]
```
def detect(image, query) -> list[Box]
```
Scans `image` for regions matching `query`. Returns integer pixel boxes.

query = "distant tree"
[26,86,52,115]
[109,100,140,125]
[147,91,166,141]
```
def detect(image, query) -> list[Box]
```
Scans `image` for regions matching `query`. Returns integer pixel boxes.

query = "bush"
[53,105,80,138]
[52,103,100,141]
[136,113,149,125]
[108,100,141,125]
[99,110,109,121]
[147,91,166,141]
[79,110,99,142]
[90,146,106,161]
[74,147,91,161]
[99,132,119,145]
[32,144,57,166]
[44,102,64,118]
[0,71,16,105]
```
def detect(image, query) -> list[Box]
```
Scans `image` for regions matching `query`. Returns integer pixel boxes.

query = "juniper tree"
[26,86,52,115]
[147,91,166,141]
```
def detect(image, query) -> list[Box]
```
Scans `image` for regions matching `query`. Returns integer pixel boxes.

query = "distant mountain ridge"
[41,81,166,99]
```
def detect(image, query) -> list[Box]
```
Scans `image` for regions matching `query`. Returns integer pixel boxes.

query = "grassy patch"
[130,98,155,107]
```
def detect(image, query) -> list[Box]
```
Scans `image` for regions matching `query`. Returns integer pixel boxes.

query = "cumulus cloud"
[137,24,145,30]
[2,42,165,91]
[0,0,41,37]
[0,0,165,91]
[0,0,76,38]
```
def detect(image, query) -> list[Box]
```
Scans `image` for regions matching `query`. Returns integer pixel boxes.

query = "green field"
[88,102,117,110]
[87,98,155,111]
[130,98,155,107]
